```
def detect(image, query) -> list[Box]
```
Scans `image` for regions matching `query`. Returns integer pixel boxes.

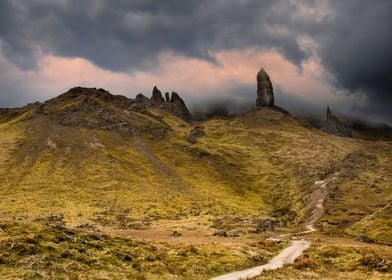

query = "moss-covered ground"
[0,104,391,279]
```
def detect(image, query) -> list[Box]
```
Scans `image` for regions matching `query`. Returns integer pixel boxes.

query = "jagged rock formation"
[35,86,192,138]
[36,87,171,138]
[150,86,165,106]
[256,68,274,107]
[130,94,148,113]
[134,86,192,121]
[167,92,192,121]
[322,107,352,137]
[42,86,192,125]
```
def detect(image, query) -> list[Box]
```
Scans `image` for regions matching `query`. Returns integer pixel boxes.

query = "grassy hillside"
[0,89,391,279]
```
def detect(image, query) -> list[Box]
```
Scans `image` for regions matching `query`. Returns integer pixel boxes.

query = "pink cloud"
[0,47,365,111]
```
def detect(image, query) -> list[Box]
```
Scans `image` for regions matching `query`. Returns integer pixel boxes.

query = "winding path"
[211,176,337,280]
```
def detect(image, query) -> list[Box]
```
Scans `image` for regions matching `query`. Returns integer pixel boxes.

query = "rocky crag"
[256,68,274,107]
[322,107,352,137]
[255,68,289,115]
[28,86,192,139]
[132,86,192,121]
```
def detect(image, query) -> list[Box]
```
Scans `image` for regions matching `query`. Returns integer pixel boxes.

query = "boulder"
[355,235,374,243]
[213,230,228,237]
[170,231,183,237]
[256,219,275,233]
[228,230,241,237]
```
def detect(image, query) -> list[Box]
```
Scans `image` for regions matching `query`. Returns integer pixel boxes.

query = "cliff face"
[322,107,352,137]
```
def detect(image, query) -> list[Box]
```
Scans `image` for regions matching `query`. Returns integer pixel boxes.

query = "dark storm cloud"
[0,0,308,71]
[0,0,391,122]
[315,0,392,122]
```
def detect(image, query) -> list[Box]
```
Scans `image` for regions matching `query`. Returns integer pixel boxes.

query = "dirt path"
[211,176,337,280]
[211,240,310,280]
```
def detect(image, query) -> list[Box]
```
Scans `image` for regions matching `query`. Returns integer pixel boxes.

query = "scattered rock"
[127,222,145,230]
[170,231,183,237]
[322,107,352,137]
[47,138,57,149]
[256,68,274,107]
[187,126,205,143]
[87,141,105,149]
[228,230,242,237]
[77,223,96,230]
[355,235,374,243]
[266,237,282,243]
[47,214,65,225]
[256,219,275,233]
[213,230,228,237]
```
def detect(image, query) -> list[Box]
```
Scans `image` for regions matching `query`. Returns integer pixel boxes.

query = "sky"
[0,0,391,123]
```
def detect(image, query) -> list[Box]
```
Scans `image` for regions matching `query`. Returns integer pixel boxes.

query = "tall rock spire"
[150,86,165,105]
[322,107,352,137]
[169,92,192,121]
[256,68,274,107]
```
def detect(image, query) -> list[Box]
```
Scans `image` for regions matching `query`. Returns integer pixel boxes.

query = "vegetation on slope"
[0,89,391,278]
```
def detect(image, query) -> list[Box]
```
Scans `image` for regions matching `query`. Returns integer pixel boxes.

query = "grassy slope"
[0,103,391,279]
[255,234,392,279]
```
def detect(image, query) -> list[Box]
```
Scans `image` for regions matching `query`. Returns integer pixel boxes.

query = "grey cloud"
[0,0,391,123]
[0,0,309,71]
[315,0,392,122]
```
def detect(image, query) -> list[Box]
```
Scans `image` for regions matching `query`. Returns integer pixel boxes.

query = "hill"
[0,82,391,279]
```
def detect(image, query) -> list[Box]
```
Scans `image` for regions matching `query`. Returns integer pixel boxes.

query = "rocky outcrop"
[322,107,352,137]
[39,86,192,131]
[134,86,192,121]
[150,86,165,106]
[135,93,149,104]
[128,93,148,113]
[167,91,192,121]
[37,87,169,138]
[256,219,275,233]
[256,68,274,107]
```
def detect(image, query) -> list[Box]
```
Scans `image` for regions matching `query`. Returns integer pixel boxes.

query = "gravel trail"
[211,176,337,280]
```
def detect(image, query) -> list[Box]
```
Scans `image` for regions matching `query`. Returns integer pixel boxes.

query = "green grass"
[255,239,392,279]
[0,218,285,279]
